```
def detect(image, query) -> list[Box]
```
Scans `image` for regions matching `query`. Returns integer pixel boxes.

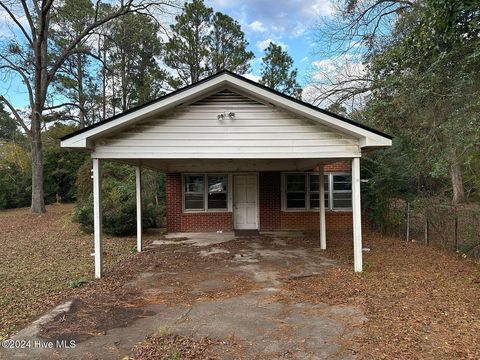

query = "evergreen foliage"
[259,42,302,99]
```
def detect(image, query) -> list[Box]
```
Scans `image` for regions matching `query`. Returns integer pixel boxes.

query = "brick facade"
[166,173,233,232]
[166,161,354,234]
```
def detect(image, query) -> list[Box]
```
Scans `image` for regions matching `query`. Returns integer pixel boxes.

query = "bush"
[73,161,165,236]
[0,142,32,209]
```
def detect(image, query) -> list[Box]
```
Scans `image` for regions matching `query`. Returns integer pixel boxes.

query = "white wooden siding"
[93,90,360,159]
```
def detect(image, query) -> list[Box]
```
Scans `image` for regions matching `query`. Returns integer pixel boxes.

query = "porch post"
[319,165,326,250]
[92,158,103,279]
[352,157,363,272]
[135,166,142,252]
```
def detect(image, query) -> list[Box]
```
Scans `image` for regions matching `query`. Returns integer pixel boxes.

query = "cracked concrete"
[2,232,366,360]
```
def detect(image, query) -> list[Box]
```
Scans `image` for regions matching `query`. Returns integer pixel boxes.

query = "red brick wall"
[166,161,355,234]
[166,173,233,232]
[166,173,182,232]
[259,172,282,230]
[324,161,351,172]
[258,171,353,234]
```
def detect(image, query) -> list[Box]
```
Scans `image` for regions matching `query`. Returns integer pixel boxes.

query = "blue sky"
[0,0,335,108]
[207,0,334,85]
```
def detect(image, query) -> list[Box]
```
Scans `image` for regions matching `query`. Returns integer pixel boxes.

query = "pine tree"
[260,42,302,99]
[107,13,170,111]
[164,0,254,87]
[207,12,254,75]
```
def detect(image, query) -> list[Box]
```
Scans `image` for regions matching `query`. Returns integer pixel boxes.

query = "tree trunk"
[77,52,86,129]
[450,160,465,204]
[121,50,127,111]
[30,3,50,214]
[30,111,46,213]
[101,35,107,121]
[112,72,116,116]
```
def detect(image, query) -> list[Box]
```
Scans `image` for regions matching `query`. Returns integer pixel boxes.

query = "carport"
[60,71,392,277]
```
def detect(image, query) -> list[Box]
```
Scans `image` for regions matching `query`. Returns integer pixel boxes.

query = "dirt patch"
[132,334,230,360]
[274,232,480,359]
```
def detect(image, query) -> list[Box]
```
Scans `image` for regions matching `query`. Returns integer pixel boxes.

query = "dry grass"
[275,232,480,359]
[0,203,137,339]
[131,333,222,360]
[2,205,480,359]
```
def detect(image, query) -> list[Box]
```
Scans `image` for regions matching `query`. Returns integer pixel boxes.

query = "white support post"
[135,166,142,253]
[352,157,363,272]
[92,158,103,279]
[319,165,326,250]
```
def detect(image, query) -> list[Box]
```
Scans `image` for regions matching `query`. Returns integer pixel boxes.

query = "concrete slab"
[11,300,74,340]
[199,247,230,256]
[153,232,237,247]
[3,233,365,360]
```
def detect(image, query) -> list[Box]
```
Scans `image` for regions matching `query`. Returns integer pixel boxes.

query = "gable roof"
[60,70,392,149]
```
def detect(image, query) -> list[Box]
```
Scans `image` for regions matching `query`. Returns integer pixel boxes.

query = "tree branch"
[0,56,34,109]
[47,0,133,84]
[43,102,82,111]
[69,48,113,73]
[47,1,174,85]
[0,95,31,135]
[0,2,33,45]
[19,0,36,42]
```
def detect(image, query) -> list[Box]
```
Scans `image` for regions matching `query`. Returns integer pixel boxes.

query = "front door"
[234,175,258,230]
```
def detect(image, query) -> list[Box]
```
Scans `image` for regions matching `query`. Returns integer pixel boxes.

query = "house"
[61,71,392,278]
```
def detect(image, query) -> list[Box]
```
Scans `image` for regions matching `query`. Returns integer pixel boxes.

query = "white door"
[234,175,258,230]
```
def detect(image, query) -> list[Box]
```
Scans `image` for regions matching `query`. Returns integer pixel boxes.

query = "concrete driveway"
[4,232,366,359]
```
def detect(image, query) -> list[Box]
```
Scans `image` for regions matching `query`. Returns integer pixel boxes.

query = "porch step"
[234,229,260,237]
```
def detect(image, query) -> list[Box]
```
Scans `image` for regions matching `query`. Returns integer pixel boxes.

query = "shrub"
[73,161,165,236]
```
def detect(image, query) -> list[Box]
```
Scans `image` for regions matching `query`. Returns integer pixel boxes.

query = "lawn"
[0,203,137,339]
[1,204,480,359]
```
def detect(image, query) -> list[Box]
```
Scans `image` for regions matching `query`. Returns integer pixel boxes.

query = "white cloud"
[208,0,334,39]
[311,59,337,74]
[256,38,288,51]
[243,73,261,82]
[248,20,266,32]
[0,8,31,39]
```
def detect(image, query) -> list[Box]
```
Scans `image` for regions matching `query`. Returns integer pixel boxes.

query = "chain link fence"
[389,198,480,259]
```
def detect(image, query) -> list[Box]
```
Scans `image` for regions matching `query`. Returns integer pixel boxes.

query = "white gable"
[92,90,360,159]
[60,72,392,160]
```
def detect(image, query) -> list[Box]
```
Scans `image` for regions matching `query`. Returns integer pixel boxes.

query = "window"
[309,174,329,209]
[285,174,306,209]
[184,174,229,211]
[184,175,204,210]
[332,174,352,209]
[208,175,228,209]
[283,172,351,211]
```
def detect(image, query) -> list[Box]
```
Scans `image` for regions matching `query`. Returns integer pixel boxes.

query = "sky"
[206,0,334,85]
[0,0,337,109]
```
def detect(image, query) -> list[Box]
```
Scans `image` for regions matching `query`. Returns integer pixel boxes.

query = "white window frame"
[331,172,353,211]
[182,173,232,213]
[281,172,352,212]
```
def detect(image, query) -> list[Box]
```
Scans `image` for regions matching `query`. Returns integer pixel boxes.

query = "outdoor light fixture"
[217,111,235,120]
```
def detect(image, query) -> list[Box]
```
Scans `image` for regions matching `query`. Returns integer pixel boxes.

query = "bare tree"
[0,0,175,213]
[308,0,414,106]
[306,55,373,109]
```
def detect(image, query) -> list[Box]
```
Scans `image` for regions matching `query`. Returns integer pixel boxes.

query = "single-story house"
[61,71,392,278]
